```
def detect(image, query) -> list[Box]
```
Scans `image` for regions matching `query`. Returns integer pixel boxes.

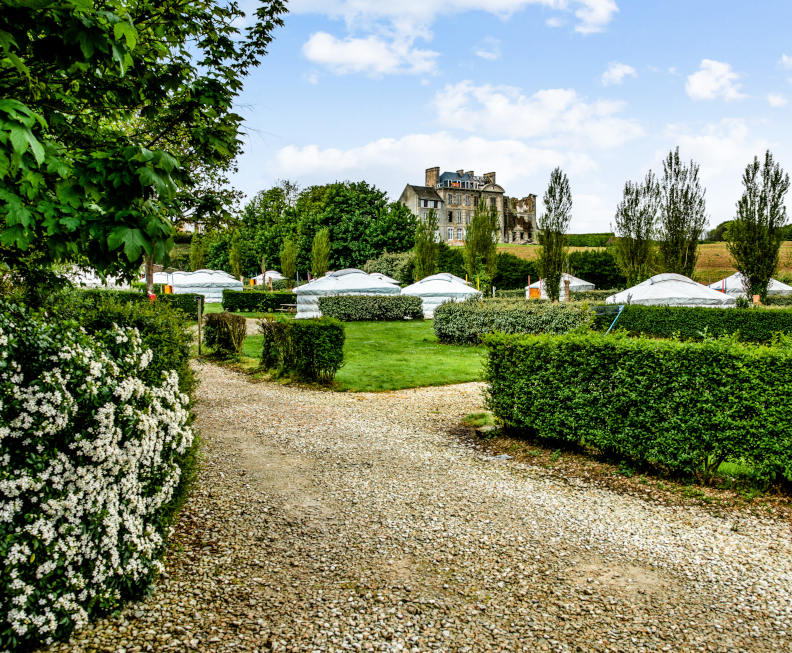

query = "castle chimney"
[425,166,440,187]
[456,169,464,175]
[484,171,496,184]
[465,171,473,177]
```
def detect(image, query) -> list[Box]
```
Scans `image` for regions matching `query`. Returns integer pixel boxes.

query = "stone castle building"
[398,167,537,244]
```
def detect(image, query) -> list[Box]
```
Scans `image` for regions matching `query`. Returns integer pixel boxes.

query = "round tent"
[252,270,285,286]
[402,273,481,318]
[526,273,595,301]
[709,272,792,298]
[67,267,129,289]
[368,272,400,286]
[168,269,243,303]
[294,269,401,319]
[606,273,736,307]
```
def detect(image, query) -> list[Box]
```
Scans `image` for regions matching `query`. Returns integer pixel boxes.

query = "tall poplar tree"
[463,200,498,291]
[727,151,790,302]
[311,228,331,278]
[613,171,660,285]
[413,209,439,281]
[537,167,572,301]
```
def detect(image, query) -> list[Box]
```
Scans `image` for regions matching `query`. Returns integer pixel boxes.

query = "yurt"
[252,270,285,286]
[526,273,595,300]
[67,267,129,289]
[168,269,243,303]
[294,269,401,319]
[709,272,792,298]
[606,273,736,307]
[402,273,481,318]
[368,272,400,286]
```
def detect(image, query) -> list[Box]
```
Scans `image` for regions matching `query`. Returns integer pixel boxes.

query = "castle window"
[456,210,462,223]
[447,227,453,240]
[465,195,470,206]
[448,211,453,222]
[490,197,497,210]
[465,211,471,224]
[456,228,463,240]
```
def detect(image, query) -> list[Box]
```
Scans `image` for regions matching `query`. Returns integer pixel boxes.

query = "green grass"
[241,320,485,392]
[203,303,283,320]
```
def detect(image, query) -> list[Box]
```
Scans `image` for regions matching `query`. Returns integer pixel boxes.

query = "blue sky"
[232,0,792,232]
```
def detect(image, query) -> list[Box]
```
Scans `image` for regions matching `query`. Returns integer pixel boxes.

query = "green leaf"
[113,21,137,50]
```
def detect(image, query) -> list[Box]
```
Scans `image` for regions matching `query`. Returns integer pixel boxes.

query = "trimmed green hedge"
[484,331,792,482]
[205,312,247,357]
[222,289,296,312]
[596,304,792,342]
[158,293,203,316]
[570,289,613,302]
[259,316,344,383]
[433,300,594,345]
[318,294,423,321]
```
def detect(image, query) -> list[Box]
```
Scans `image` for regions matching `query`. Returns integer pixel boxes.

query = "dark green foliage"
[705,221,733,242]
[77,288,148,305]
[204,312,247,357]
[189,234,206,271]
[222,290,296,312]
[280,239,298,283]
[493,253,538,289]
[433,300,594,345]
[595,304,792,343]
[158,293,203,317]
[413,209,439,280]
[567,250,626,289]
[463,200,498,292]
[484,331,792,482]
[613,172,659,285]
[566,234,614,247]
[318,295,423,321]
[364,251,414,285]
[538,167,573,301]
[727,151,790,302]
[437,242,466,278]
[570,289,613,302]
[173,232,194,244]
[259,317,345,383]
[766,295,792,306]
[495,289,530,299]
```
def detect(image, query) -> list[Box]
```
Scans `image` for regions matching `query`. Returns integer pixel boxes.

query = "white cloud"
[780,53,792,69]
[545,16,564,27]
[474,37,501,61]
[601,62,636,86]
[304,71,320,85]
[685,59,746,101]
[768,93,788,108]
[433,81,643,148]
[302,32,439,76]
[290,0,619,37]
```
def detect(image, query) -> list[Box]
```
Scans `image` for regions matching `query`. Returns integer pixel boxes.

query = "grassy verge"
[240,320,485,392]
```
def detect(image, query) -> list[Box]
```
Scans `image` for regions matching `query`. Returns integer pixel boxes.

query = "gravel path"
[51,362,792,652]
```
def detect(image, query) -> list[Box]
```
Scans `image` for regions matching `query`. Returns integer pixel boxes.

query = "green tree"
[537,167,572,301]
[228,232,243,279]
[464,199,498,292]
[0,0,286,289]
[727,151,790,302]
[311,228,331,278]
[189,233,206,271]
[413,209,439,281]
[613,171,660,285]
[705,220,733,242]
[657,147,708,277]
[280,239,298,287]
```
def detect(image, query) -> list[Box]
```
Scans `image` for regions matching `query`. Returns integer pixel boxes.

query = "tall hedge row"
[433,300,594,345]
[485,331,792,481]
[222,289,296,312]
[259,317,345,383]
[599,304,792,342]
[318,295,423,321]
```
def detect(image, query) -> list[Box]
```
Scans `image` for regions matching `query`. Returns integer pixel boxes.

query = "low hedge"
[222,289,296,312]
[158,293,203,316]
[259,316,344,383]
[596,304,792,342]
[570,289,614,302]
[204,312,247,357]
[77,288,148,305]
[433,300,594,345]
[484,331,792,482]
[318,294,423,321]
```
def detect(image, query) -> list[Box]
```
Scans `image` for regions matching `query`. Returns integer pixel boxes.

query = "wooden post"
[197,296,203,356]
[564,278,571,302]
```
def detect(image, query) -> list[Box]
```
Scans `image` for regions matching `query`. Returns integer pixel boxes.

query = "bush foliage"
[259,317,345,383]
[484,331,792,482]
[492,253,538,290]
[433,300,594,345]
[0,302,194,650]
[158,293,203,316]
[567,250,626,290]
[598,304,792,343]
[204,312,247,357]
[318,295,423,321]
[222,289,296,313]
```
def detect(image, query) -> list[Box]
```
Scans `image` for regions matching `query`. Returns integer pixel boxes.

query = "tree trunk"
[144,254,155,293]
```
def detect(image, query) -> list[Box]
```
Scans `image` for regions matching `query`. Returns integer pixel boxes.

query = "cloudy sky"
[232,0,792,232]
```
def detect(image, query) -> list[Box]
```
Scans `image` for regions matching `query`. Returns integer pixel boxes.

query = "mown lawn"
[241,320,485,392]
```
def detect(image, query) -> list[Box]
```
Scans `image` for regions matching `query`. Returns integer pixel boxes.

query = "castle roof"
[405,185,443,202]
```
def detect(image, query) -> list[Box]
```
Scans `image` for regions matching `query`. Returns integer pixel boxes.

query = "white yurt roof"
[166,269,243,303]
[402,274,481,318]
[252,270,285,284]
[368,272,400,285]
[68,267,129,289]
[526,273,594,300]
[708,272,792,297]
[606,273,736,307]
[294,269,401,318]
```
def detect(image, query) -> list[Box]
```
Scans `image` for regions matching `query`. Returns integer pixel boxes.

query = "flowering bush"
[0,302,194,650]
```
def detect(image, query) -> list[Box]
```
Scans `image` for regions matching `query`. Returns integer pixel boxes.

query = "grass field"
[241,320,485,392]
[494,241,792,284]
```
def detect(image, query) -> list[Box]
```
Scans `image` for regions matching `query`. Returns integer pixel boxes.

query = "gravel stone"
[47,361,792,652]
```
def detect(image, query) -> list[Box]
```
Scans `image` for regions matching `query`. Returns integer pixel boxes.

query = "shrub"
[566,233,614,247]
[364,251,414,285]
[77,288,148,305]
[494,288,529,299]
[484,331,792,482]
[493,253,538,290]
[259,317,345,383]
[318,295,423,321]
[570,289,614,302]
[436,242,466,279]
[158,293,203,316]
[765,295,792,306]
[204,312,247,357]
[567,249,626,290]
[433,299,594,345]
[222,289,296,313]
[0,302,193,650]
[596,304,792,343]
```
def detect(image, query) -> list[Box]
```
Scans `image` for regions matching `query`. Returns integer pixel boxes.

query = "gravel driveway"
[50,362,792,652]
